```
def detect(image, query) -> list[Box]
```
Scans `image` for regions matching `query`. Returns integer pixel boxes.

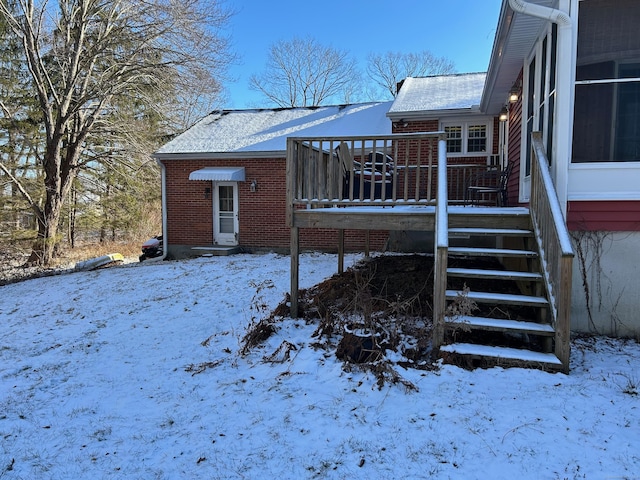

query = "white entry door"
[213,182,239,246]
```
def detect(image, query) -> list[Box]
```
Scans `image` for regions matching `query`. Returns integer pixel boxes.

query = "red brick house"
[154,76,501,259]
[388,73,504,190]
[156,0,640,339]
[153,103,394,258]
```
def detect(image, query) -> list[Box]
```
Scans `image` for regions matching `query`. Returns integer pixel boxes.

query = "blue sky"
[223,0,503,108]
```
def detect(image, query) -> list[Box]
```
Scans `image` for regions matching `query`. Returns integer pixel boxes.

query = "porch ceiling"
[481,0,555,115]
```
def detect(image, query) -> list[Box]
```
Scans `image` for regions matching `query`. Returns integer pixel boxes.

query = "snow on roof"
[388,73,487,118]
[155,102,393,157]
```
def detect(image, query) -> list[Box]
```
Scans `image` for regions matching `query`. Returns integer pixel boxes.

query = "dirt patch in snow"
[244,254,546,387]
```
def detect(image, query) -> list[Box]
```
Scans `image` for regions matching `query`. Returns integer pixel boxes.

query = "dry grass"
[56,240,143,264]
[0,238,145,285]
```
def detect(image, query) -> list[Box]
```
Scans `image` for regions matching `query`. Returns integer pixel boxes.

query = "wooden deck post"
[338,229,344,274]
[432,245,447,349]
[556,255,573,373]
[290,226,299,317]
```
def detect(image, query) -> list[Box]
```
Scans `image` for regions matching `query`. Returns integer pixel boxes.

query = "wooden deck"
[291,204,530,230]
[286,132,574,373]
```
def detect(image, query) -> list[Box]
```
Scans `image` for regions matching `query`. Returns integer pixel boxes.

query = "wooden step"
[446,289,549,307]
[448,207,531,230]
[448,227,533,237]
[439,343,563,369]
[444,315,555,336]
[449,246,538,258]
[447,267,542,282]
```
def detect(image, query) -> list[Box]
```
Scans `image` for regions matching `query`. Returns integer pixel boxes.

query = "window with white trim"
[443,122,490,156]
[572,0,640,163]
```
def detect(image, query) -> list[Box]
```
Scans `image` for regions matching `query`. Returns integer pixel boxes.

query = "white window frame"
[441,118,493,158]
[520,23,556,203]
[567,0,640,201]
[573,62,640,162]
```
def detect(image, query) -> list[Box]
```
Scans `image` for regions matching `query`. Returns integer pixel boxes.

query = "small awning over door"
[188,167,245,181]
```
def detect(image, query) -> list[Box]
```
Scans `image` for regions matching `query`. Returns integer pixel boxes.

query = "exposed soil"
[244,253,547,387]
[297,254,538,323]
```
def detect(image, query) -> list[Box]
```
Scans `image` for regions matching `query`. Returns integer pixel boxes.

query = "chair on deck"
[466,162,512,207]
[335,142,393,200]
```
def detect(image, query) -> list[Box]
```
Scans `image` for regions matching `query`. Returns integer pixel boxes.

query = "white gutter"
[509,0,571,25]
[386,107,483,122]
[508,0,575,216]
[156,158,169,261]
[154,151,285,161]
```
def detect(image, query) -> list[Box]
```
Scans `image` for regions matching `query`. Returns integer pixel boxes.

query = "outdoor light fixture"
[508,79,522,103]
[499,107,509,122]
[250,179,257,192]
[204,187,211,199]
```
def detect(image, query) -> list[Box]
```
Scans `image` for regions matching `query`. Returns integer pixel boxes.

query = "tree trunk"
[26,140,76,266]
[27,193,63,265]
[69,187,77,249]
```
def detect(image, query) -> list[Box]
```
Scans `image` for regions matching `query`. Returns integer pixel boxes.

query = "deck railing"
[530,132,574,373]
[286,133,489,212]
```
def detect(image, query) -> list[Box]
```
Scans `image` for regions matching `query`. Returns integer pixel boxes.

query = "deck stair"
[440,207,563,371]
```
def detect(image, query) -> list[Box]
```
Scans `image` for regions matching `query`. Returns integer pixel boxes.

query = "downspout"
[156,158,169,260]
[508,0,575,216]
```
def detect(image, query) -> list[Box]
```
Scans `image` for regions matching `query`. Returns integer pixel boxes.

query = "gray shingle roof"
[387,73,486,118]
[154,102,393,157]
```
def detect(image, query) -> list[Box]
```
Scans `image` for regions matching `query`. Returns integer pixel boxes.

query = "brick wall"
[391,118,498,201]
[161,157,389,254]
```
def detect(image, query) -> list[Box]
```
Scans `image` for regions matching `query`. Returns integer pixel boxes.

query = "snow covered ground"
[1,252,639,479]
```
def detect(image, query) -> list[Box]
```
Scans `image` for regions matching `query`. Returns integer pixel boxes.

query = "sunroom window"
[572,0,640,163]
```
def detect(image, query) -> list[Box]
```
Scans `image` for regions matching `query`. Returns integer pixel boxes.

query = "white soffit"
[188,167,246,181]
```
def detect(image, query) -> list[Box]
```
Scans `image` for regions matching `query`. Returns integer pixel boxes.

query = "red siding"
[507,71,524,207]
[567,200,640,232]
[161,158,388,253]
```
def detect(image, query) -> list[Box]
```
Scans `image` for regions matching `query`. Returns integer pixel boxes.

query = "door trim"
[213,182,239,246]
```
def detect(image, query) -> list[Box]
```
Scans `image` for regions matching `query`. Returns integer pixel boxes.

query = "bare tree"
[367,51,456,99]
[0,0,234,265]
[249,37,361,107]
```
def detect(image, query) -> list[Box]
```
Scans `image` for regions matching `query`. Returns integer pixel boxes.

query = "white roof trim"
[188,167,246,182]
[155,151,284,161]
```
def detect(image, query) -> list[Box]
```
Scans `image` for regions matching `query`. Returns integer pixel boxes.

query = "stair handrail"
[432,133,449,349]
[530,132,574,373]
